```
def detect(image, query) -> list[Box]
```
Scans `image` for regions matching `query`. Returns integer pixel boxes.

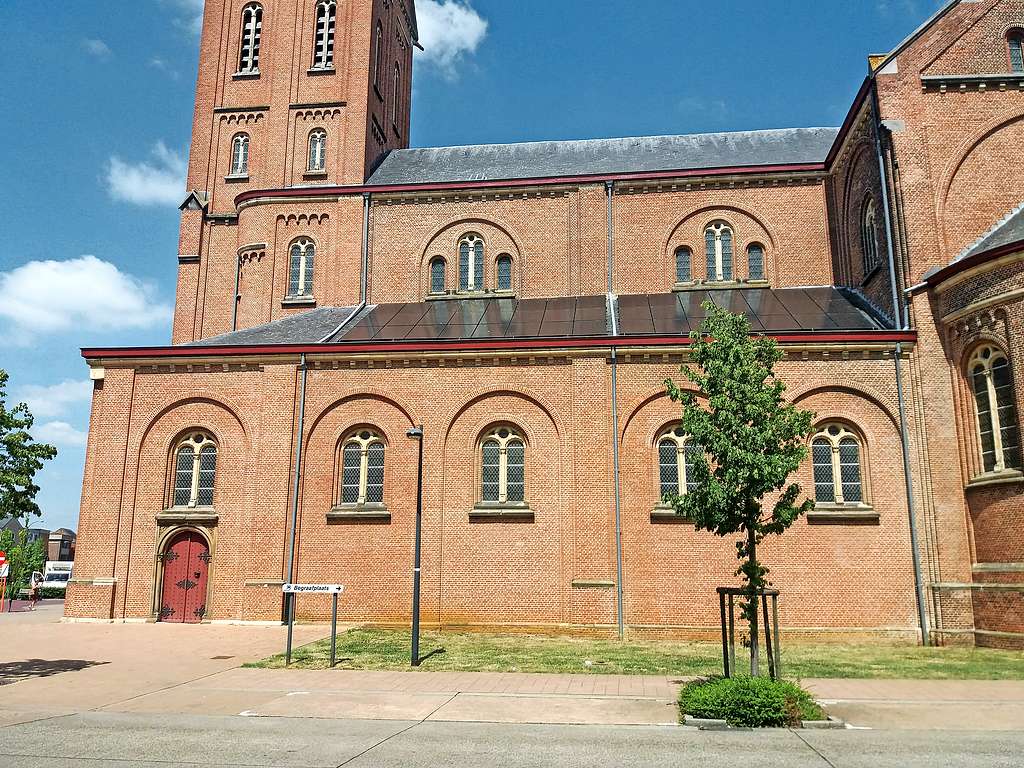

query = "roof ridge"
[955,200,1024,261]
[387,126,841,155]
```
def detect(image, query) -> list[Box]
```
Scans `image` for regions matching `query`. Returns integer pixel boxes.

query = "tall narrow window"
[312,1,337,69]
[171,432,217,509]
[458,234,484,291]
[392,63,401,125]
[230,133,250,177]
[373,22,383,92]
[480,427,526,504]
[658,426,699,498]
[340,430,386,505]
[238,3,263,73]
[1009,31,1024,72]
[970,345,1021,474]
[288,238,315,297]
[496,254,513,291]
[811,424,865,505]
[429,257,446,294]
[675,246,692,283]
[308,129,327,172]
[705,221,734,281]
[861,198,880,274]
[747,243,765,281]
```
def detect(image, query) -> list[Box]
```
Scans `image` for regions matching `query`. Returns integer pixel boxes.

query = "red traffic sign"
[0,552,6,567]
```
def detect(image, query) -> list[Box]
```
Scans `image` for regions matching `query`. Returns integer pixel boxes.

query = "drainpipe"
[871,84,930,646]
[284,353,308,621]
[606,180,625,640]
[231,253,242,331]
[361,192,371,304]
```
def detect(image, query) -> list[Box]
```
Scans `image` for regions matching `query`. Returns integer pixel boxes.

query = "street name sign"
[282,583,345,594]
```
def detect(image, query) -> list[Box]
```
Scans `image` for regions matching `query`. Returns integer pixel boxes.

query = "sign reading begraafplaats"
[282,583,345,594]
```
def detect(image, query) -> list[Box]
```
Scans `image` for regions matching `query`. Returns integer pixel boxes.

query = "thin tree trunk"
[748,526,760,677]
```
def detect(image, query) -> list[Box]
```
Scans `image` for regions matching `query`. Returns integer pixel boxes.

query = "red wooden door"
[159,532,210,623]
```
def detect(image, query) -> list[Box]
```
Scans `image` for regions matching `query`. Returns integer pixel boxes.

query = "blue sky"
[0,0,945,533]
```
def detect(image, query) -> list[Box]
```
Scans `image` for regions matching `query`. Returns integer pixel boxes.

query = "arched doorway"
[158,530,210,623]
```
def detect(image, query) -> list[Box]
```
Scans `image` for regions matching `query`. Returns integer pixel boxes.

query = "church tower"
[173,0,418,343]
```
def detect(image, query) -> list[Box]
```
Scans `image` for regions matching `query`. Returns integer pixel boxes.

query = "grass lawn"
[246,627,1024,679]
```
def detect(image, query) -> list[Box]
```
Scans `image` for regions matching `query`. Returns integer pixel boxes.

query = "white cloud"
[15,381,92,420]
[148,57,181,80]
[415,0,488,77]
[83,39,113,59]
[106,142,187,207]
[163,0,205,36]
[34,422,88,449]
[0,256,173,337]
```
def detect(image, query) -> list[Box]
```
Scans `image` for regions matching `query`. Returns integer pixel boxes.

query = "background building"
[67,0,1023,647]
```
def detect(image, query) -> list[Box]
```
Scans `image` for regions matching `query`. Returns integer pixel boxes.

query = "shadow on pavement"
[0,659,108,686]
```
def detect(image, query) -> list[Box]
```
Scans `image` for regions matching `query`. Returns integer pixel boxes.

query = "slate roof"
[366,128,841,186]
[959,205,1024,261]
[188,306,360,346]
[180,287,884,348]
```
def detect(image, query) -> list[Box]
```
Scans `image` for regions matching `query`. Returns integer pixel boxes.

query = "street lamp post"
[406,424,424,666]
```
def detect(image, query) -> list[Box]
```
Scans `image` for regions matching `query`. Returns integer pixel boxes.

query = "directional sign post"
[0,552,7,613]
[282,584,345,667]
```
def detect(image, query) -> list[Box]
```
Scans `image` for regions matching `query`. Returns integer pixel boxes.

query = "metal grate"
[506,441,525,502]
[658,440,678,496]
[838,439,862,503]
[341,444,361,504]
[197,445,217,506]
[366,443,385,503]
[174,447,194,507]
[812,440,835,502]
[481,441,500,501]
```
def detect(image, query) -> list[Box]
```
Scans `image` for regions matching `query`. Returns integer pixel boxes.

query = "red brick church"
[68,0,1024,647]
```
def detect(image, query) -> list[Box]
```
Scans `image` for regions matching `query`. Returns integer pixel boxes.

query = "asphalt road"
[1,713,1023,768]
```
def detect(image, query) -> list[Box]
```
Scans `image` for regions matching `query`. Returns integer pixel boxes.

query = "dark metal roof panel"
[188,306,359,346]
[366,128,840,186]
[959,205,1024,261]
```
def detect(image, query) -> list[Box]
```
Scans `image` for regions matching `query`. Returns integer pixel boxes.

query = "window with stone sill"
[339,430,386,506]
[170,432,217,509]
[312,1,337,70]
[480,426,526,505]
[429,257,446,294]
[705,221,734,282]
[458,234,485,292]
[657,425,701,500]
[230,133,250,177]
[288,238,315,298]
[811,423,868,507]
[307,129,327,173]
[969,345,1021,475]
[238,3,263,74]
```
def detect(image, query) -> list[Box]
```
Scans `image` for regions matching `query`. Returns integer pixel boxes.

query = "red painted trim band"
[233,163,827,207]
[82,331,917,361]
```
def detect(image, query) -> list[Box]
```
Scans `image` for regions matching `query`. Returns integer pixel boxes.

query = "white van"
[41,561,73,589]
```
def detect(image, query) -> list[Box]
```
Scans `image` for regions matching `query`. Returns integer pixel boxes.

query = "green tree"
[0,368,58,602]
[0,368,57,522]
[664,304,814,675]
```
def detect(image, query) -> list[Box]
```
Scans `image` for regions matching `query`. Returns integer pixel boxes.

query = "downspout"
[606,180,625,640]
[871,84,930,646]
[231,253,242,331]
[284,352,308,620]
[361,192,371,304]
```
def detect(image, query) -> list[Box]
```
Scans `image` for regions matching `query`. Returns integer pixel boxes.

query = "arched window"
[675,246,692,283]
[658,426,700,498]
[230,133,250,177]
[811,424,865,505]
[861,198,880,274]
[747,243,765,281]
[496,254,513,291]
[288,238,315,297]
[238,3,263,73]
[392,63,401,125]
[373,21,383,91]
[458,234,484,291]
[308,129,327,172]
[481,426,525,504]
[429,257,446,294]
[172,432,217,509]
[969,345,1021,473]
[312,1,337,69]
[705,221,734,281]
[340,430,385,505]
[1008,30,1024,72]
